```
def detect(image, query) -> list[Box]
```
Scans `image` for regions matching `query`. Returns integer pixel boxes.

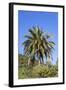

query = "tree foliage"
[22,26,55,65]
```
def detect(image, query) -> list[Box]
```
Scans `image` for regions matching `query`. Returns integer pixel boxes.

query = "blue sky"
[18,10,58,64]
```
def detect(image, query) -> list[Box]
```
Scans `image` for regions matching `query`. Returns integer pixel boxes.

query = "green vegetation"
[23,26,55,65]
[18,26,58,79]
[18,54,58,79]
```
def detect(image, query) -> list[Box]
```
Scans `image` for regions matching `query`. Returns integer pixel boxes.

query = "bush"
[18,65,34,79]
[48,66,58,77]
[18,54,28,67]
[18,67,28,79]
[18,64,58,79]
[32,65,58,78]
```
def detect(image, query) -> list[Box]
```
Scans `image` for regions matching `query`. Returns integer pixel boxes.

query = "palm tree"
[22,26,55,65]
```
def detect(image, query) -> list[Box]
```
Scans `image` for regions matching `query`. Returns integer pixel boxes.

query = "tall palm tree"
[22,26,55,65]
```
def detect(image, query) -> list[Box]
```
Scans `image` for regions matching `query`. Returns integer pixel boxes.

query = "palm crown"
[23,26,55,65]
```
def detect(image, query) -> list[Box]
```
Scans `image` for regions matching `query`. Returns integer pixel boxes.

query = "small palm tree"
[22,26,55,65]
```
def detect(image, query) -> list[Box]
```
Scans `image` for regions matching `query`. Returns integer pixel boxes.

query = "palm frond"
[29,29,36,38]
[24,35,33,40]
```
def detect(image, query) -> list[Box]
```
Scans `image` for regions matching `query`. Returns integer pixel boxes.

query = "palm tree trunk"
[38,60,41,65]
[47,56,51,66]
[42,57,44,64]
[42,59,44,64]
[48,56,51,63]
[28,58,31,66]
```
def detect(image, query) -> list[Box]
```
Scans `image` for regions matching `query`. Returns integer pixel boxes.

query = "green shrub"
[32,65,49,78]
[18,54,28,67]
[32,65,58,78]
[18,67,28,79]
[18,64,58,79]
[48,66,58,77]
